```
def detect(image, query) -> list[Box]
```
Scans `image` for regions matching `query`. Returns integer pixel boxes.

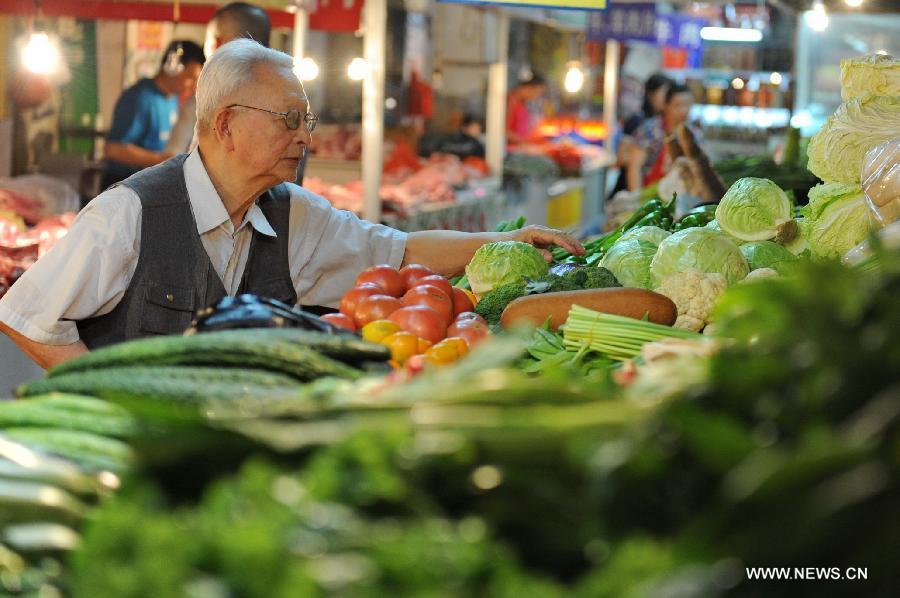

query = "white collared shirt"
[0,149,407,345]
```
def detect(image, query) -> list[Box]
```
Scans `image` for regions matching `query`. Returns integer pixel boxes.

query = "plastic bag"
[861,138,900,227]
[0,175,80,217]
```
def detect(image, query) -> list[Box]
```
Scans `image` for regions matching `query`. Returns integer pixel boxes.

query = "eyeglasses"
[227,104,318,132]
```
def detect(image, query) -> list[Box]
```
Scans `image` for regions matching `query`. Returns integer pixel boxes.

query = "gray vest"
[77,154,297,349]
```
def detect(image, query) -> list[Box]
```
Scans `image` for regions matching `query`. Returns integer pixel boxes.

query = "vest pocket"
[140,281,196,335]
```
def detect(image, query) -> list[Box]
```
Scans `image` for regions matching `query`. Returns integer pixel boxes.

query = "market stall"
[0,39,899,595]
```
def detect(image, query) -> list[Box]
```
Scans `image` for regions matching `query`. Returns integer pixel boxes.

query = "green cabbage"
[740,241,800,275]
[706,219,746,246]
[841,53,900,101]
[715,177,793,241]
[802,183,874,259]
[601,238,659,289]
[650,227,749,287]
[807,94,900,184]
[619,225,671,247]
[465,241,549,298]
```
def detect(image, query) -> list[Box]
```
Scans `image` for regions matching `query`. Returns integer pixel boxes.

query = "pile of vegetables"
[332,263,487,367]
[2,244,898,597]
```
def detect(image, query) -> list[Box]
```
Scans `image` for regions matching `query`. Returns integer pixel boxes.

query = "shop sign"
[437,1,608,12]
[588,2,705,50]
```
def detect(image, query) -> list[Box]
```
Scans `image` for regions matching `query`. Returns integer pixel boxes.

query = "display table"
[0,335,43,395]
[383,179,506,232]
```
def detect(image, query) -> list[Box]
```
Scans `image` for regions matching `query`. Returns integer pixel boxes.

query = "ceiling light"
[770,72,783,85]
[844,0,863,7]
[805,2,829,32]
[564,64,585,94]
[347,57,369,81]
[22,32,59,75]
[296,57,319,81]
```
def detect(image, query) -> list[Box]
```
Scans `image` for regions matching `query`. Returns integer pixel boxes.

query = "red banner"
[0,1,362,32]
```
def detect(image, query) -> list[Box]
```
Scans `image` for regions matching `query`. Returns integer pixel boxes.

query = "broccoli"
[578,266,621,289]
[475,281,526,326]
[527,267,621,294]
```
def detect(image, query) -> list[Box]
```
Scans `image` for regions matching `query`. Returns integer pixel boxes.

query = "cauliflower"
[654,268,727,332]
[741,267,779,282]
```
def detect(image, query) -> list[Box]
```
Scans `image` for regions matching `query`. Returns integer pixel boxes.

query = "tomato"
[382,331,418,364]
[354,294,402,327]
[448,319,490,346]
[416,337,433,354]
[389,305,448,344]
[405,353,428,375]
[401,284,453,324]
[454,312,488,327]
[450,287,475,317]
[441,336,469,358]
[339,284,383,318]
[355,264,405,297]
[398,263,434,290]
[424,342,460,365]
[411,275,454,299]
[462,288,478,307]
[361,319,401,343]
[320,312,356,331]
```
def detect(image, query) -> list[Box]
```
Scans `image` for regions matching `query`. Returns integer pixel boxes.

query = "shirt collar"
[183,149,277,238]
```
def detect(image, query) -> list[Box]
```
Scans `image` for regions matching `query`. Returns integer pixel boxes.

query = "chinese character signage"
[438,1,608,11]
[588,2,705,50]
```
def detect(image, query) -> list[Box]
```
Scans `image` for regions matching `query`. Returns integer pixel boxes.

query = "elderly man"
[0,40,582,369]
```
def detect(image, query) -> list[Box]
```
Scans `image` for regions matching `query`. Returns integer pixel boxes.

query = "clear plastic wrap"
[861,138,900,227]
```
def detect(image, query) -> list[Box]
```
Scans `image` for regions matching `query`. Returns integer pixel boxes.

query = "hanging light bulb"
[22,31,59,75]
[805,2,829,32]
[296,57,319,81]
[564,64,585,94]
[347,57,369,81]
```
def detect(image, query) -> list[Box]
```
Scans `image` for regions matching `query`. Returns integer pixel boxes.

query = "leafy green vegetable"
[601,238,659,289]
[802,182,874,259]
[715,177,794,241]
[650,227,750,287]
[840,53,900,100]
[807,93,900,183]
[465,241,549,299]
[618,225,671,246]
[475,281,527,326]
[739,241,800,275]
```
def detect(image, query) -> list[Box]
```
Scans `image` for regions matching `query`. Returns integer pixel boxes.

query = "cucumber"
[49,329,387,380]
[19,367,315,423]
[0,398,137,438]
[1,428,133,473]
[20,393,128,416]
[0,479,88,526]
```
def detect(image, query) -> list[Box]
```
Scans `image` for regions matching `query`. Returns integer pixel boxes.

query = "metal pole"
[292,8,309,184]
[361,0,387,223]
[485,12,510,181]
[603,39,619,146]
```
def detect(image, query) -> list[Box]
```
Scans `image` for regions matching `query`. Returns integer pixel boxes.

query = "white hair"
[195,38,296,133]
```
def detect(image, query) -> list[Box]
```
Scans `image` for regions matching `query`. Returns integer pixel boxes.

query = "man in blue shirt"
[102,40,205,189]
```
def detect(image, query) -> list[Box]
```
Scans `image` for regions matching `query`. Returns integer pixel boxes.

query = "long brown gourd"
[500,288,677,331]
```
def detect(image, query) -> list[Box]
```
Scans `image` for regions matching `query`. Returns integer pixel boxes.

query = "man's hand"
[0,321,88,370]
[505,225,584,262]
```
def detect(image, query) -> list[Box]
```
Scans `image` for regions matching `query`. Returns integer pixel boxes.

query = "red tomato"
[398,264,434,291]
[411,275,454,299]
[354,294,402,327]
[401,284,453,324]
[448,318,490,346]
[454,312,488,327]
[320,312,356,331]
[450,287,475,317]
[389,305,448,344]
[355,265,405,297]
[339,284,383,318]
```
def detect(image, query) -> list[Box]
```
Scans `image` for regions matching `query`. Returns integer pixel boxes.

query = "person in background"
[609,74,671,197]
[101,40,205,189]
[165,2,272,155]
[628,83,697,190]
[430,114,485,160]
[506,74,547,145]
